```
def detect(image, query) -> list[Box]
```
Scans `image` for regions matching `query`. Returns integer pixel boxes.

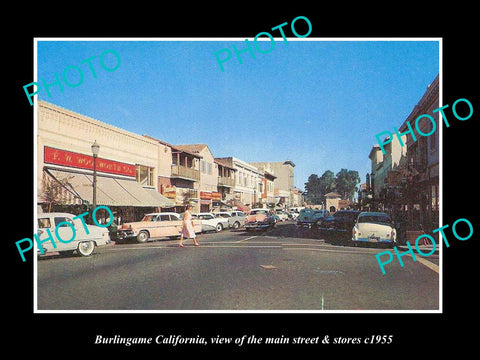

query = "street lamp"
[91,140,100,211]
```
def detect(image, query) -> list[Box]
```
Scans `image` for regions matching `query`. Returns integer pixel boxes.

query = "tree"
[335,169,361,201]
[304,171,336,204]
[304,174,322,204]
[318,170,336,197]
[305,169,360,204]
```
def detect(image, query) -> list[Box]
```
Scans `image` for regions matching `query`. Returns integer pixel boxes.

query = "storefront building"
[215,157,263,211]
[175,144,221,213]
[397,74,439,234]
[37,101,174,223]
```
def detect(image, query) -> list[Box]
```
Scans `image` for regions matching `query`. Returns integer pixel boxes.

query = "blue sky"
[36,39,439,191]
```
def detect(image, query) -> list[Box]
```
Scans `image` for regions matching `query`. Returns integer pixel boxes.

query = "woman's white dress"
[182,211,196,239]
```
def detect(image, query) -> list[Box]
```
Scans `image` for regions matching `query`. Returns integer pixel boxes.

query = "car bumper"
[117,231,138,240]
[297,221,315,228]
[353,237,395,244]
[245,223,271,230]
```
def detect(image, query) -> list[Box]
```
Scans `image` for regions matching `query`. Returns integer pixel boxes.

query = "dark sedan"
[314,210,361,244]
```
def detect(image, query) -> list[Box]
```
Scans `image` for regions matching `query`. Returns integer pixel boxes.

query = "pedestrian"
[178,204,200,247]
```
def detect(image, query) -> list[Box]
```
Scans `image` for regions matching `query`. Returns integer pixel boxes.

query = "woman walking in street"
[178,204,200,247]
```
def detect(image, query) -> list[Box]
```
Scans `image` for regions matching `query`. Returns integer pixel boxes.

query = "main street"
[36,222,439,311]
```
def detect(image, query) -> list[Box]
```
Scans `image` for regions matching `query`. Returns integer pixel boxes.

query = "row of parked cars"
[36,208,297,259]
[296,209,397,247]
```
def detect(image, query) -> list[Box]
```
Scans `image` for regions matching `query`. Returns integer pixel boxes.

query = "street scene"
[37,221,439,311]
[34,40,440,312]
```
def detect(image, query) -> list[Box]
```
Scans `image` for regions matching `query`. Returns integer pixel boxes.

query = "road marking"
[283,247,378,255]
[260,265,277,269]
[412,255,439,274]
[200,245,283,249]
[236,236,257,243]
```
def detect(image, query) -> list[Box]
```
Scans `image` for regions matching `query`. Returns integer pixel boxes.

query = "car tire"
[232,221,240,229]
[77,241,95,257]
[137,230,149,243]
[216,223,223,232]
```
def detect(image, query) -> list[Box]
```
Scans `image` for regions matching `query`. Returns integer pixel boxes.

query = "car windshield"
[251,210,268,215]
[358,214,391,225]
[216,213,230,218]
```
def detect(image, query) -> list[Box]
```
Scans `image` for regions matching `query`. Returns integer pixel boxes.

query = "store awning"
[234,201,251,213]
[44,169,175,207]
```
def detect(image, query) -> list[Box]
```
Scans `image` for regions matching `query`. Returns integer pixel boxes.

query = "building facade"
[250,160,296,208]
[37,101,174,222]
[367,74,439,239]
[397,74,439,233]
[37,101,299,219]
[175,144,221,212]
[215,157,263,211]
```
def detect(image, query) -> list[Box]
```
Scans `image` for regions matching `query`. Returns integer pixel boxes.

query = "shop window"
[136,165,154,186]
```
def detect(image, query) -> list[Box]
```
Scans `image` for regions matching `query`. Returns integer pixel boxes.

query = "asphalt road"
[36,222,439,311]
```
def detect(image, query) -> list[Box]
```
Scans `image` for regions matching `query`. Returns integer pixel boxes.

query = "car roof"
[38,212,76,218]
[144,212,180,216]
[358,211,390,216]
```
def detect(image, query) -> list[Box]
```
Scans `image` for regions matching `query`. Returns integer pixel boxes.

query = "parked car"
[192,212,226,232]
[352,212,396,247]
[297,209,329,228]
[212,212,233,229]
[287,210,299,220]
[37,212,110,257]
[275,210,289,222]
[228,210,246,229]
[244,208,276,231]
[117,212,202,243]
[315,210,361,244]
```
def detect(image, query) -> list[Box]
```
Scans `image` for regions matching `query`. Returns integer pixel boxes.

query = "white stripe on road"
[411,255,439,274]
[284,247,378,255]
[236,236,258,243]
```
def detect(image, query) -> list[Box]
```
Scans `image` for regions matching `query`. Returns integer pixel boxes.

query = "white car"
[228,210,246,229]
[37,212,111,257]
[192,213,226,232]
[212,211,246,229]
[352,212,396,247]
[275,210,289,221]
[212,212,232,229]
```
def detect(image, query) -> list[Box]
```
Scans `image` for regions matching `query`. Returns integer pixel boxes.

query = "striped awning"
[43,169,175,208]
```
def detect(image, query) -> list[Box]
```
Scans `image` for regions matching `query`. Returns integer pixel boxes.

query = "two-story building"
[215,157,237,208]
[250,160,296,208]
[367,74,439,236]
[143,135,202,213]
[369,132,407,211]
[398,74,439,233]
[215,157,264,212]
[37,101,174,222]
[175,144,221,212]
